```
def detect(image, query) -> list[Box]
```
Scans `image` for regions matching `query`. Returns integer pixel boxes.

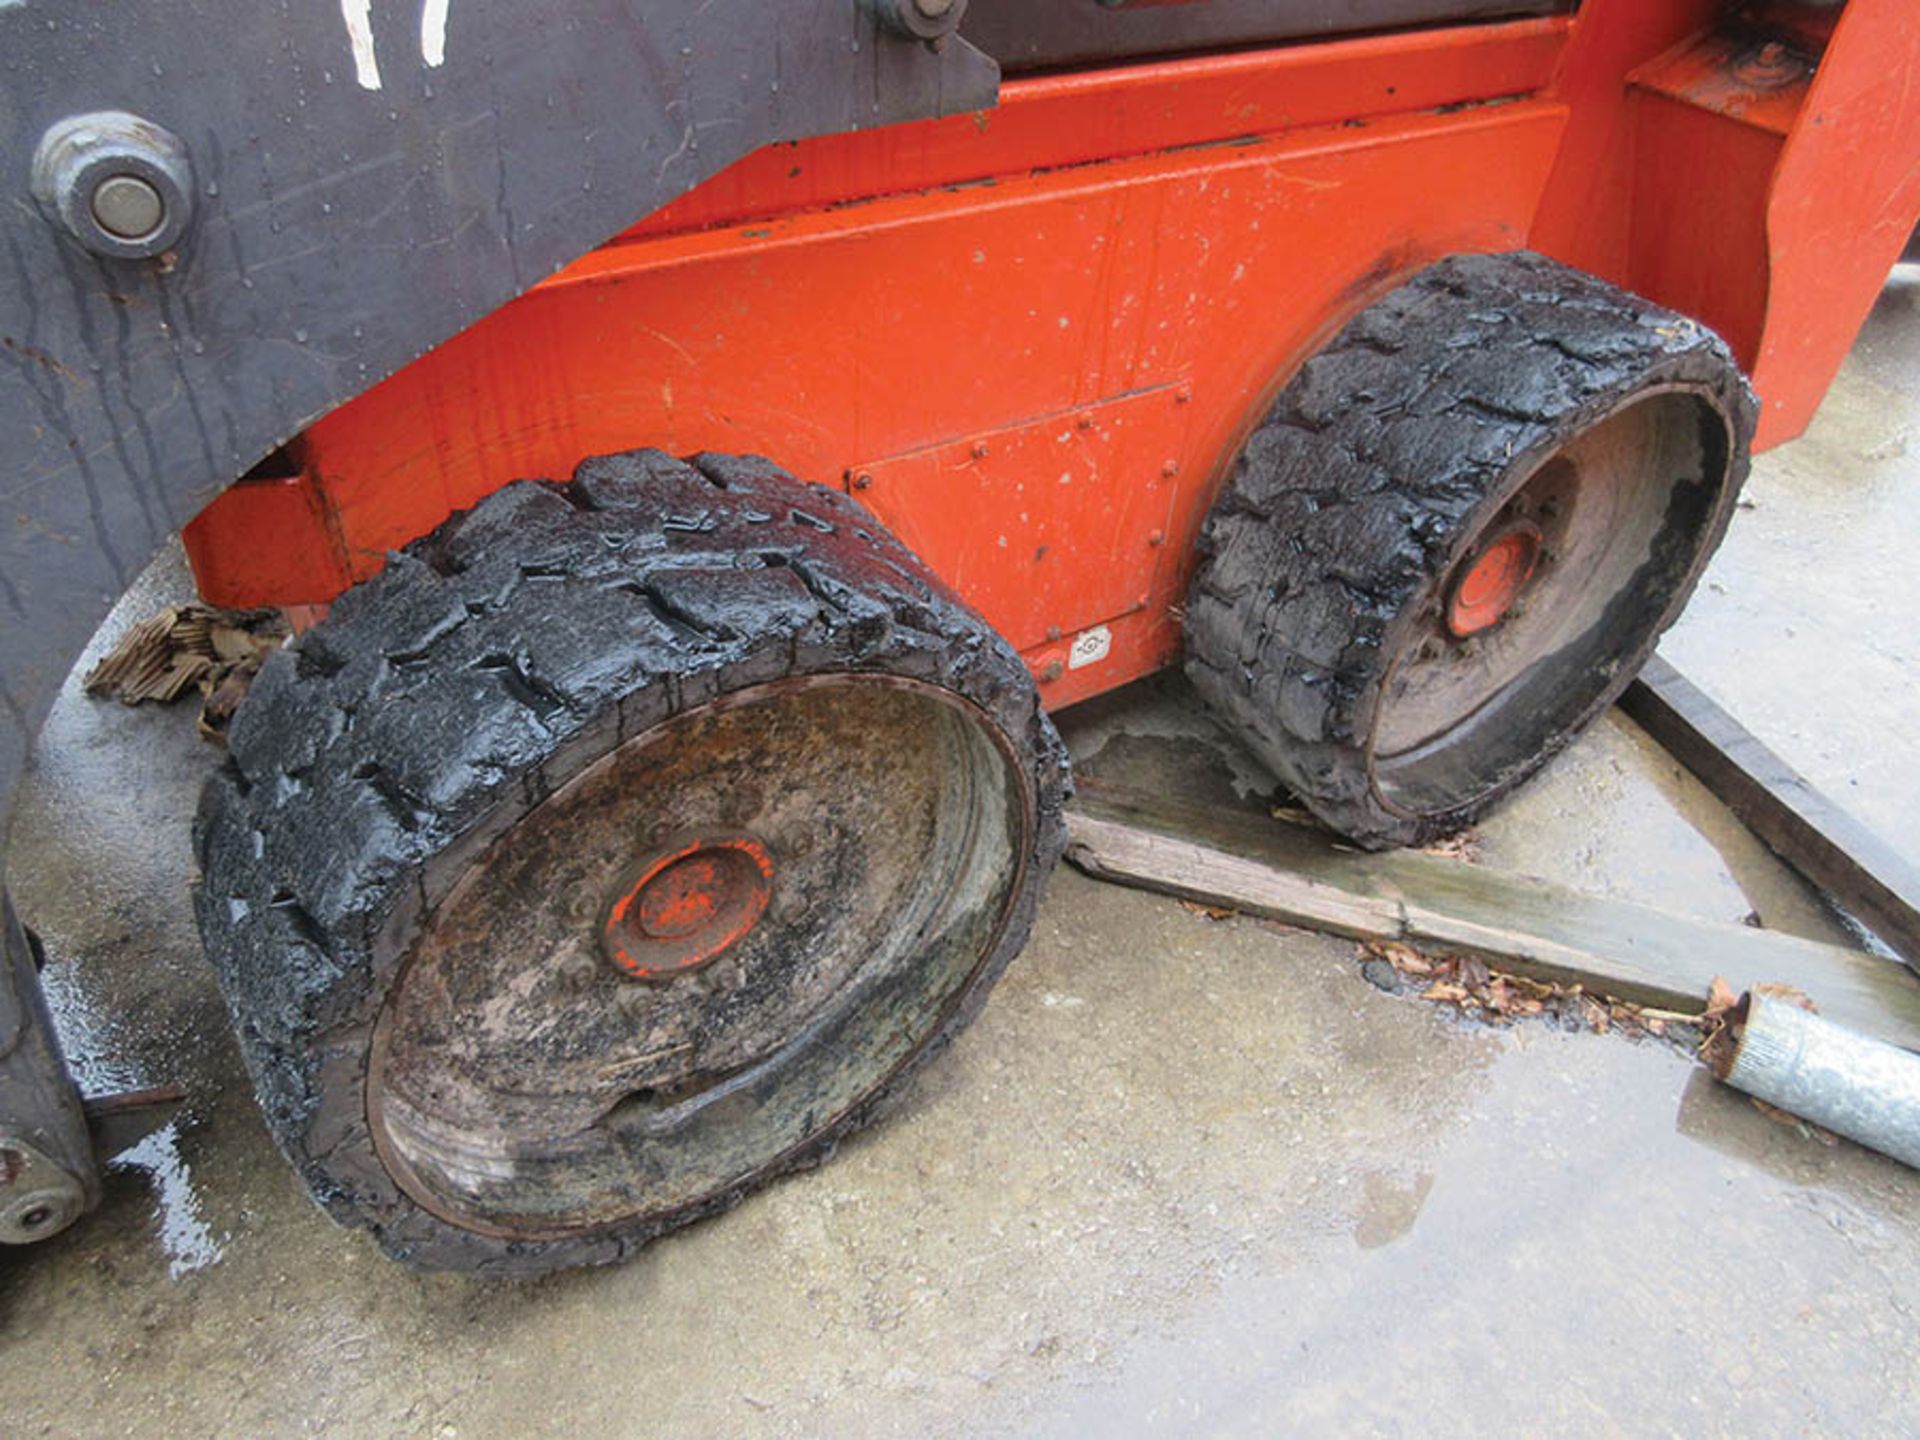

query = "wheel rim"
[367,675,1028,1240]
[1369,386,1736,819]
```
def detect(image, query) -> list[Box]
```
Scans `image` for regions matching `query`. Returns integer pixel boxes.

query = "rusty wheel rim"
[367,675,1029,1240]
[1369,386,1736,819]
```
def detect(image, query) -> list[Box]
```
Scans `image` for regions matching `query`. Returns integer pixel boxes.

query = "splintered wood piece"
[1066,782,1920,1054]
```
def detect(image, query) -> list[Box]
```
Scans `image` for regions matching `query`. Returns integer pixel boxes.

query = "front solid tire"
[195,450,1068,1275]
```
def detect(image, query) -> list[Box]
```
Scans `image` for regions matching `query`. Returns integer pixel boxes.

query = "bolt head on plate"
[0,1139,87,1245]
[32,111,196,261]
[868,0,968,41]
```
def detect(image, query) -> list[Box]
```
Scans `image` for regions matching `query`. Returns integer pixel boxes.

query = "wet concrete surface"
[4,281,1920,1435]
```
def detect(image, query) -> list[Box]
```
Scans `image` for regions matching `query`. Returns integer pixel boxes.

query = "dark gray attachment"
[0,8,996,1188]
[0,3,998,853]
[0,896,98,1244]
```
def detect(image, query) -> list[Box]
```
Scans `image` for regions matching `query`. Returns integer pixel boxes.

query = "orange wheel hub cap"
[1446,523,1542,638]
[601,835,774,981]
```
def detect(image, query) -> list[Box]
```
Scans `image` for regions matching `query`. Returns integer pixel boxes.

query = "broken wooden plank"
[1621,655,1920,971]
[1066,782,1920,1054]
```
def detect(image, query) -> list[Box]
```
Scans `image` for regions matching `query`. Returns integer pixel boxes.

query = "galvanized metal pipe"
[1714,991,1920,1169]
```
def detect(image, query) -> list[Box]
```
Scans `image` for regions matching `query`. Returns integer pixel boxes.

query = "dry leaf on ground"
[1356,939,1701,1048]
[1753,982,1818,1014]
[1179,899,1235,922]
[1705,974,1739,1018]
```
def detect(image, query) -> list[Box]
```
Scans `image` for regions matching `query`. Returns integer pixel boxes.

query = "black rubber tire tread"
[193,449,1070,1276]
[1185,251,1755,848]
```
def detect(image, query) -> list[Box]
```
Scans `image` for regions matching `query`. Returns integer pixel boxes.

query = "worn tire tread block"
[194,449,1069,1276]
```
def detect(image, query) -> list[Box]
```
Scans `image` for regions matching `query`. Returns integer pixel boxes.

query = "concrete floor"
[4,275,1919,1436]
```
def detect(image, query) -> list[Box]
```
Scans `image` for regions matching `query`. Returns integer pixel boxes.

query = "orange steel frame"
[185,0,1920,712]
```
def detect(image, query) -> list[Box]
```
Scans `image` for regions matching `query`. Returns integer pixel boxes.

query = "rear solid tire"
[194,450,1068,1275]
[1185,252,1755,848]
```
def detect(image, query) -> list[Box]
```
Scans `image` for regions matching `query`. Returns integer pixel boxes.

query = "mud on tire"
[194,450,1069,1275]
[1185,251,1756,849]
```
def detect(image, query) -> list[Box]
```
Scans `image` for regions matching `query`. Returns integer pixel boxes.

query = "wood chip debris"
[1418,827,1483,865]
[84,603,288,743]
[1268,802,1329,831]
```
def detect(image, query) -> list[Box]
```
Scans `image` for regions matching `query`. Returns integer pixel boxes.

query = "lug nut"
[557,951,600,994]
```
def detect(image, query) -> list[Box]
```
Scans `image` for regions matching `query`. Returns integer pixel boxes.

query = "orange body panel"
[184,1,1920,710]
[854,385,1194,659]
[1752,0,1920,446]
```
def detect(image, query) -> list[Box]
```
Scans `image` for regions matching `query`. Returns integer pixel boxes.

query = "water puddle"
[112,1122,223,1278]
[35,960,227,1276]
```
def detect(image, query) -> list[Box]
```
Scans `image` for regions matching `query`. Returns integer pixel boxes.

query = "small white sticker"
[1068,625,1112,671]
